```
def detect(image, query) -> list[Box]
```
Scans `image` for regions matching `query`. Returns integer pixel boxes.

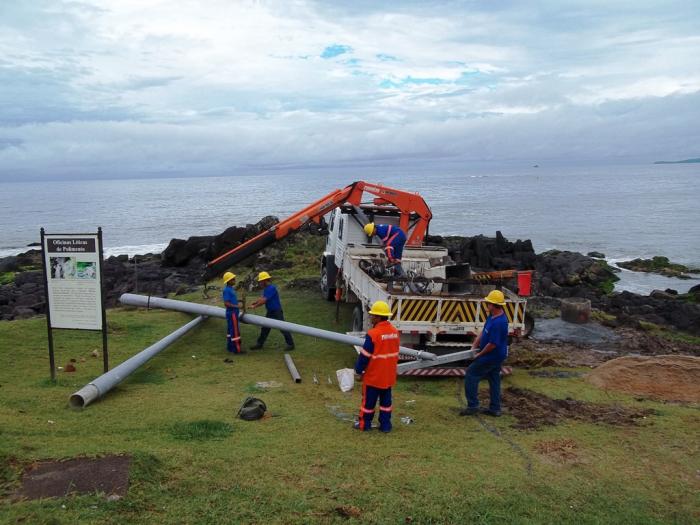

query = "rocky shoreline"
[1,221,699,336]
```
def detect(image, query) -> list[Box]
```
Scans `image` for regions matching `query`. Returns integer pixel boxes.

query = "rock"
[587,251,605,258]
[664,288,678,295]
[13,307,36,319]
[650,289,676,301]
[14,271,43,287]
[0,256,21,273]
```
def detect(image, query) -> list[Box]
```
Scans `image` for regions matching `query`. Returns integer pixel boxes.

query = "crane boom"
[204,181,432,281]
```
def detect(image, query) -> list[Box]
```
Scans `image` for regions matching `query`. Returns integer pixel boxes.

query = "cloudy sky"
[1,0,699,181]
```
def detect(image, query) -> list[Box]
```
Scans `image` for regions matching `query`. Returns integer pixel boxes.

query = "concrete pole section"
[119,293,437,361]
[70,315,207,408]
[284,354,302,383]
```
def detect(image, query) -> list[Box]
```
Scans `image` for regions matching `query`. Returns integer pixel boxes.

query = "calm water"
[1,163,698,293]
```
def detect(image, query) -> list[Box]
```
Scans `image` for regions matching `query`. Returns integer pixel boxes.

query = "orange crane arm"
[204,181,432,281]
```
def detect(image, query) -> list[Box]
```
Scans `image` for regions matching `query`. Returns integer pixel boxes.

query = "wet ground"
[13,455,131,501]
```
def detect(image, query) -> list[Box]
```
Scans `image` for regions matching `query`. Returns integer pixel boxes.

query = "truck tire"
[320,265,335,301]
[352,305,364,332]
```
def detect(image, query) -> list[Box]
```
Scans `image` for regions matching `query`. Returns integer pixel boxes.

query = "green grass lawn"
[1,287,699,524]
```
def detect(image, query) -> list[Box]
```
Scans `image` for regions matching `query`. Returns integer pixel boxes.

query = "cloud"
[0,0,699,180]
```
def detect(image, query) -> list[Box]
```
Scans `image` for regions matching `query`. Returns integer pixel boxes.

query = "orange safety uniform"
[355,319,399,431]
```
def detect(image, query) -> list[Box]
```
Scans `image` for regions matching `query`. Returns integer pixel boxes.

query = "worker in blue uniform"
[460,290,509,417]
[364,222,407,276]
[222,271,243,354]
[249,271,295,351]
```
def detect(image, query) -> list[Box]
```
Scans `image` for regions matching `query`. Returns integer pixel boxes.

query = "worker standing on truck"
[222,272,244,354]
[364,223,407,276]
[249,271,295,351]
[460,290,509,417]
[354,301,400,432]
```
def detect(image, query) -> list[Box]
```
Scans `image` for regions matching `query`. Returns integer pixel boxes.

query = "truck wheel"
[352,305,364,332]
[320,265,335,301]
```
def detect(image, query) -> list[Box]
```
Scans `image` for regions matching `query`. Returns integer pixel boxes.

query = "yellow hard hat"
[258,271,271,282]
[483,290,506,306]
[363,223,376,236]
[222,271,236,284]
[368,300,392,317]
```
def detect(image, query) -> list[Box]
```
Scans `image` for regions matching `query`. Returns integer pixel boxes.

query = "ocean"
[1,162,699,294]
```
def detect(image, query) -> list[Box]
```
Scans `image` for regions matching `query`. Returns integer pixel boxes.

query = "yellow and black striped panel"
[502,302,521,323]
[397,299,438,322]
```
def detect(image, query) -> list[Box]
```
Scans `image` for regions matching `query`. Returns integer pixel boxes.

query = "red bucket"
[516,271,533,296]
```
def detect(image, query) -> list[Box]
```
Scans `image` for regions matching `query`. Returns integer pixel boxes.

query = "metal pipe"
[119,294,437,361]
[284,354,302,383]
[69,315,206,408]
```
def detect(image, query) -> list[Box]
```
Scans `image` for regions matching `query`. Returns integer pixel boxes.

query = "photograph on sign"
[43,234,103,330]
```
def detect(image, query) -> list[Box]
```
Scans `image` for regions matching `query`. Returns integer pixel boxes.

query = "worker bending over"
[461,290,509,417]
[364,222,407,276]
[249,271,295,351]
[354,301,400,432]
[222,272,243,354]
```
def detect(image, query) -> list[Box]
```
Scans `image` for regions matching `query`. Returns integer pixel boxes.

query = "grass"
[1,285,699,524]
[0,271,16,285]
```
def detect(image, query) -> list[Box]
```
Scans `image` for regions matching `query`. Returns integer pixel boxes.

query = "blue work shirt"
[374,224,407,261]
[223,285,239,313]
[476,313,508,364]
[262,284,282,312]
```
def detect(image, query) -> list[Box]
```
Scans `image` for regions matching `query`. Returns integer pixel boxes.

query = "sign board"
[43,234,103,330]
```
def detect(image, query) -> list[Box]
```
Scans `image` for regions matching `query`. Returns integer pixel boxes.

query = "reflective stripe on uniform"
[379,405,392,412]
[371,352,399,359]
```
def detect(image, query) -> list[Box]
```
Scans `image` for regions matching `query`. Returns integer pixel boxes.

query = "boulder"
[14,271,43,287]
[0,256,21,273]
[587,251,606,258]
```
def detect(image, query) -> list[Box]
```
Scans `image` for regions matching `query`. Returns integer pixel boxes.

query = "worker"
[364,222,407,276]
[460,290,509,417]
[354,300,400,432]
[249,271,295,351]
[222,272,244,354]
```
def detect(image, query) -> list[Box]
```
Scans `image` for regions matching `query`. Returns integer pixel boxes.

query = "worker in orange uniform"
[222,272,244,354]
[354,300,400,432]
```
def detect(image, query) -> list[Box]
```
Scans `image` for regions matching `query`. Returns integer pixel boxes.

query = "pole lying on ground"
[284,354,302,383]
[119,294,438,361]
[69,315,207,408]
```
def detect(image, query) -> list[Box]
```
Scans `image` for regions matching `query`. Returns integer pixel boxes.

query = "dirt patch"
[587,355,700,403]
[533,438,580,463]
[14,455,131,500]
[528,370,583,379]
[335,505,362,518]
[502,387,654,430]
[509,340,611,368]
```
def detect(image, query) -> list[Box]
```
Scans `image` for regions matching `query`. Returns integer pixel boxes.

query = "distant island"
[653,158,700,164]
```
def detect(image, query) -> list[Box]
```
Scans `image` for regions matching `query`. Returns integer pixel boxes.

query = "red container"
[516,271,533,296]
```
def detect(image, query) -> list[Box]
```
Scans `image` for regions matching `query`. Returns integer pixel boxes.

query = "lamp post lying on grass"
[284,353,302,383]
[69,315,207,408]
[118,294,438,361]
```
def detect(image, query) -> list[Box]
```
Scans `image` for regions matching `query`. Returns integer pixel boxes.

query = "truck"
[205,181,533,375]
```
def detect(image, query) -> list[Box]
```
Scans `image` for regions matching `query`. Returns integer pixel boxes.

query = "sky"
[1,0,699,181]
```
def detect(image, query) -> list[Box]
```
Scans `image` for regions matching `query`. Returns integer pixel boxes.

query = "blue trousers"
[226,309,241,353]
[465,359,503,411]
[359,384,392,432]
[257,309,295,347]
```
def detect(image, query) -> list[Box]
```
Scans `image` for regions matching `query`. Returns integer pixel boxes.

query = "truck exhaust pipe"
[118,294,437,361]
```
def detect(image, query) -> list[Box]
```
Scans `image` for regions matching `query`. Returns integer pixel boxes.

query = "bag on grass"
[237,396,267,420]
[336,368,355,392]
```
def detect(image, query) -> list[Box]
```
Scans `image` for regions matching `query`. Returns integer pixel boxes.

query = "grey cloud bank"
[1,1,699,181]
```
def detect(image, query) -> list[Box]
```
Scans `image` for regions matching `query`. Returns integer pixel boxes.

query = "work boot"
[236,350,247,355]
[250,344,263,350]
[284,345,295,351]
[459,407,479,416]
[480,408,502,417]
[353,421,372,431]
